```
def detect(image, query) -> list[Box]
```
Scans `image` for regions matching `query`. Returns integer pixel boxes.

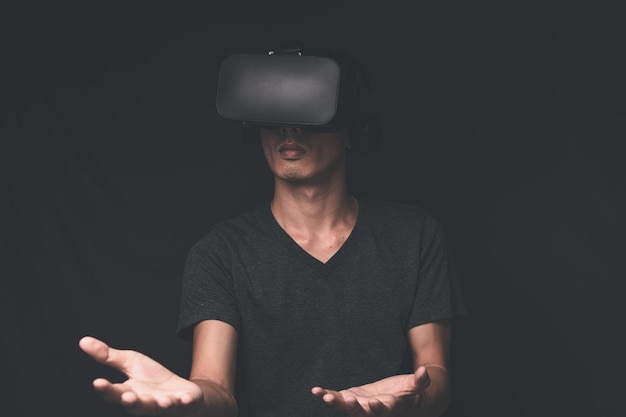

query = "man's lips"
[279,143,305,151]
[278,143,305,158]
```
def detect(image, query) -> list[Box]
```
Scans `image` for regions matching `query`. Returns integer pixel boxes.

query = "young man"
[80,45,465,417]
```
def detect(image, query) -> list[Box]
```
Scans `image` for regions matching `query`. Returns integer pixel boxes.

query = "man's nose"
[280,126,302,139]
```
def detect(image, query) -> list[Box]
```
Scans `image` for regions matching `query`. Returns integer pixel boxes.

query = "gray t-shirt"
[177,199,465,417]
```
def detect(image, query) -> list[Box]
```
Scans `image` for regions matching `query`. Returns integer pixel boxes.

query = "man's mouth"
[279,144,304,150]
[278,143,305,159]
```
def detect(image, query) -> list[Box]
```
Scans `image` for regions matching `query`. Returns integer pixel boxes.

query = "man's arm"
[79,319,238,417]
[311,319,452,417]
[408,319,451,416]
[188,319,239,417]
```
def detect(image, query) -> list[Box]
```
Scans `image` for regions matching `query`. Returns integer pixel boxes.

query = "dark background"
[2,3,625,417]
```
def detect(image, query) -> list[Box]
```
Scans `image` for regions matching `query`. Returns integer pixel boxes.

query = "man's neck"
[271,181,357,230]
[270,182,359,263]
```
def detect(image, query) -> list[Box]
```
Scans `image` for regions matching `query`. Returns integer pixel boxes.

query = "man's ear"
[349,113,381,155]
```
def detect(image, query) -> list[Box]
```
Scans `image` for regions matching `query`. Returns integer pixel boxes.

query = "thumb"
[79,336,127,370]
[413,366,431,391]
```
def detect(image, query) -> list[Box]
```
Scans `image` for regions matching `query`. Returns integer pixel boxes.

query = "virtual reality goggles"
[215,46,381,154]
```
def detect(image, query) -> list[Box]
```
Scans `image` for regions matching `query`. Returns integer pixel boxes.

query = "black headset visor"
[216,53,350,130]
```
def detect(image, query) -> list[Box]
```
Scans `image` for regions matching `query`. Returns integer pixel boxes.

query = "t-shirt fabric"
[177,199,466,417]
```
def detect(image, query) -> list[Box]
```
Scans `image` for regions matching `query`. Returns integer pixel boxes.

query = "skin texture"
[79,336,205,416]
[79,126,452,417]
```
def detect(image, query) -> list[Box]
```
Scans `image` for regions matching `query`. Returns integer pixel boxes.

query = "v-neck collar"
[261,202,362,275]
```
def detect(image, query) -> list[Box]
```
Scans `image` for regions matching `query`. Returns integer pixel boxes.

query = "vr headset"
[215,45,381,155]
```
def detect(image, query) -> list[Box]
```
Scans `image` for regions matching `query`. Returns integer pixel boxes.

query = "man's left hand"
[311,366,431,417]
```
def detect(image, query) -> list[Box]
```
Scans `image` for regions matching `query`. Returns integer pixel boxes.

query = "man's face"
[259,126,351,185]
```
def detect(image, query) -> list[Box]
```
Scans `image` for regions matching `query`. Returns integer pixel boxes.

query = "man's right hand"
[79,336,203,416]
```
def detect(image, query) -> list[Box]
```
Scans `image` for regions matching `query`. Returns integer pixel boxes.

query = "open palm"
[79,336,203,415]
[311,367,430,417]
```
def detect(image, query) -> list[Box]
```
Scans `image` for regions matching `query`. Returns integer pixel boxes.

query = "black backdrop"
[2,3,625,417]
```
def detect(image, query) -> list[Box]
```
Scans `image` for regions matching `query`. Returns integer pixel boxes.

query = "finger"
[311,387,339,402]
[120,390,140,407]
[124,392,189,417]
[92,378,126,403]
[323,391,342,406]
[369,398,391,416]
[179,392,197,407]
[311,386,326,397]
[318,389,346,408]
[80,335,137,376]
[413,366,431,391]
[79,336,111,363]
[344,396,366,416]
[163,394,200,416]
[123,391,158,416]
[313,387,363,415]
[156,394,176,409]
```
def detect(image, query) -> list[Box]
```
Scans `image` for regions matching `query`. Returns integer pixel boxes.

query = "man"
[80,44,465,417]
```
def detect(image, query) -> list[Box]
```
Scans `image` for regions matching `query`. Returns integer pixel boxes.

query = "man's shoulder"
[214,203,269,231]
[358,199,446,243]
[190,203,271,249]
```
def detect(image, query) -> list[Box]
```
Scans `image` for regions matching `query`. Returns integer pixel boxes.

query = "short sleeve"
[408,215,466,328]
[176,231,241,340]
